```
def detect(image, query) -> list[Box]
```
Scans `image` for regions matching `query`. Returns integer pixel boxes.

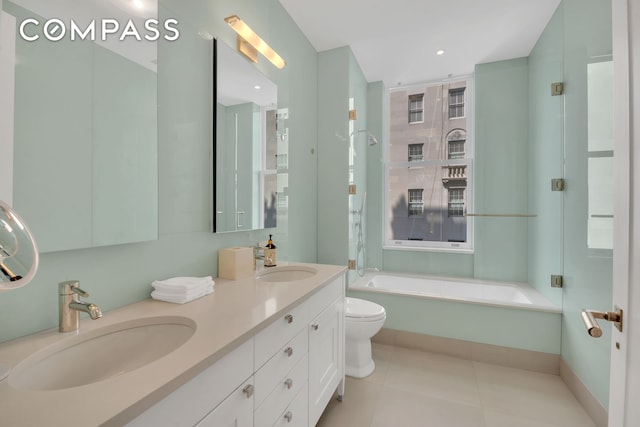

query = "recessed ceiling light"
[132,0,144,10]
[254,85,261,90]
[436,49,445,56]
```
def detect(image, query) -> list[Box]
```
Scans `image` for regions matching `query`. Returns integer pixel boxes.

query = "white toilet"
[344,297,386,378]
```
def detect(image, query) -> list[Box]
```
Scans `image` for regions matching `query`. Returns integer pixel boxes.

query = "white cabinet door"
[196,379,254,427]
[308,298,343,426]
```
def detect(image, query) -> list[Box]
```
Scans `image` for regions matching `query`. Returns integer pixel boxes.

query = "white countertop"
[0,262,346,427]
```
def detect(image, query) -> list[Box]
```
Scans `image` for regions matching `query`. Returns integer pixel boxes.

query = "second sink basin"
[256,265,318,283]
[8,316,196,391]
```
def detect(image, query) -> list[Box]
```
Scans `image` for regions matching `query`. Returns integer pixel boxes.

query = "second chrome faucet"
[58,280,102,332]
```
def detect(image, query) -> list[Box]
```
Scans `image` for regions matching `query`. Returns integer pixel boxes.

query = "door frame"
[609,0,638,425]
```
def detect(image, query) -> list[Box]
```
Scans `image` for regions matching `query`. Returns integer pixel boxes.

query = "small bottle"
[264,234,277,267]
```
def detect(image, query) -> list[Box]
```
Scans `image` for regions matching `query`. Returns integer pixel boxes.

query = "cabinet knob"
[284,411,293,423]
[311,323,319,331]
[284,378,293,389]
[284,347,293,357]
[242,384,254,398]
[284,314,294,324]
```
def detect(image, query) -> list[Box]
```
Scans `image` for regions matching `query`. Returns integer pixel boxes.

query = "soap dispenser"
[264,234,277,267]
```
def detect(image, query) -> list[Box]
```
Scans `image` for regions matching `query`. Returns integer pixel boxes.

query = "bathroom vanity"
[0,263,346,427]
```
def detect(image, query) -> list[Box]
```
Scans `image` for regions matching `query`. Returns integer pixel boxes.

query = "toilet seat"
[345,297,386,322]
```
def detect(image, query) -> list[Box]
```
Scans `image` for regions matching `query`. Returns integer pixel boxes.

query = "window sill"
[383,243,474,255]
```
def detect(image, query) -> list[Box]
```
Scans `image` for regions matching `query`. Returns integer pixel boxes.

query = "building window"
[408,189,424,217]
[448,140,465,159]
[448,88,465,118]
[408,143,424,162]
[408,94,424,123]
[386,78,472,251]
[448,188,465,216]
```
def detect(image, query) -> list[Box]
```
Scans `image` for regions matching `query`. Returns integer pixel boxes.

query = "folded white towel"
[152,281,212,296]
[150,276,215,304]
[151,286,213,304]
[151,276,215,293]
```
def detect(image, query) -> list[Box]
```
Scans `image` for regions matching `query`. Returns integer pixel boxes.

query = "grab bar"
[465,213,537,218]
[581,306,623,338]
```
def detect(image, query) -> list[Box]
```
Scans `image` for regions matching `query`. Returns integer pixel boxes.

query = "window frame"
[448,88,465,119]
[408,143,424,162]
[384,78,474,253]
[408,188,424,217]
[408,93,424,124]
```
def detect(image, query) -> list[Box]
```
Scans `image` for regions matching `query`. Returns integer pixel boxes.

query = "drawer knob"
[284,314,294,324]
[242,384,254,398]
[284,411,293,423]
[284,347,293,357]
[284,378,293,389]
[311,323,319,331]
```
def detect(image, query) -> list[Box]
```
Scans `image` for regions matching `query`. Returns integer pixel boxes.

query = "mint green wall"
[0,0,318,343]
[317,47,350,267]
[365,82,384,271]
[527,5,564,307]
[561,0,613,407]
[474,58,530,282]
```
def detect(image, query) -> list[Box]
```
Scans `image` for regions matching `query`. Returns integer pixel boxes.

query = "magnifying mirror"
[0,200,39,291]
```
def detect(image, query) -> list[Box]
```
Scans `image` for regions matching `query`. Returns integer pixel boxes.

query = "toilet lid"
[345,297,386,320]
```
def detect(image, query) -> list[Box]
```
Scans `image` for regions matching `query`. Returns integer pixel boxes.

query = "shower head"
[357,129,379,146]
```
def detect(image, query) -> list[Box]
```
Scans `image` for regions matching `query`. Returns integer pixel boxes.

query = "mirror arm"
[0,261,22,281]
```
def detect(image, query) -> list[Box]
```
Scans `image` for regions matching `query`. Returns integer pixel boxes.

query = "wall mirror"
[1,0,158,252]
[214,38,283,233]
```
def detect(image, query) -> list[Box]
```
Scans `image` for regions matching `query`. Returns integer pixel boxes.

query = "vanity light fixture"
[224,15,286,69]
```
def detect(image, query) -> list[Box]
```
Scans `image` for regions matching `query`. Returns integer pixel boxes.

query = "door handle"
[581,306,623,338]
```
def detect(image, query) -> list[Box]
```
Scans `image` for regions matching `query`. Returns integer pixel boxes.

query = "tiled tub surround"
[0,263,346,426]
[349,271,562,354]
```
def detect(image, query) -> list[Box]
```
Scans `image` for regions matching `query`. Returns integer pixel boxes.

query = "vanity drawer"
[272,383,308,427]
[306,276,343,321]
[254,327,308,408]
[255,300,308,369]
[254,354,308,427]
[126,338,253,427]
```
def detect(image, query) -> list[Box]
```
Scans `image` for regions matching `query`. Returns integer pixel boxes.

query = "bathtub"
[348,271,562,354]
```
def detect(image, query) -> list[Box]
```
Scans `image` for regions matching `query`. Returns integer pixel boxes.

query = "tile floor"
[317,343,596,427]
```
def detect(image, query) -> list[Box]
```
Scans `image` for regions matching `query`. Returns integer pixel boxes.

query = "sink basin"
[256,266,318,283]
[8,316,196,391]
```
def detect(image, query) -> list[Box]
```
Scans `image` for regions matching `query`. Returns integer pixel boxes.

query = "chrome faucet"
[253,243,273,265]
[58,280,102,332]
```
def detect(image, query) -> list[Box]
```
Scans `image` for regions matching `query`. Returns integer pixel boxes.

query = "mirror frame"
[0,200,39,290]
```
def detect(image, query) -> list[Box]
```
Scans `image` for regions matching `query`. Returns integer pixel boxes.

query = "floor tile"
[370,386,486,427]
[316,377,382,427]
[385,346,482,407]
[474,362,596,427]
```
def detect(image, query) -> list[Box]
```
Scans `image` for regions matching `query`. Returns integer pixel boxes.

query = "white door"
[609,1,638,425]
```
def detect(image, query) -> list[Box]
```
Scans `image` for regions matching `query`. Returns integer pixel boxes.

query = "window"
[408,94,424,123]
[448,188,465,216]
[386,79,472,251]
[408,144,424,162]
[448,140,465,159]
[448,88,465,118]
[408,189,424,217]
